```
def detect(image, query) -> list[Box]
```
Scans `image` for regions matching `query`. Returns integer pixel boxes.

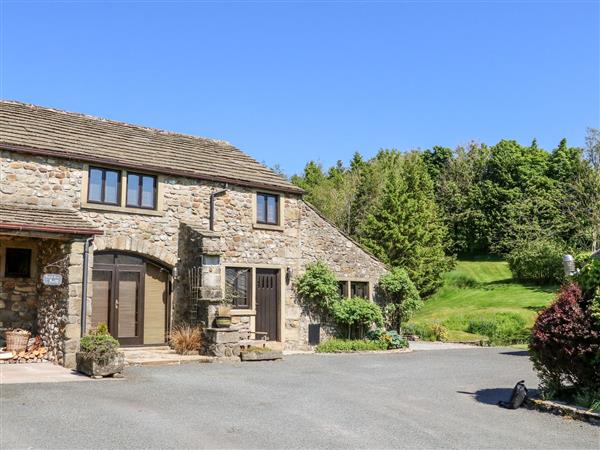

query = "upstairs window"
[225,267,251,309]
[256,193,279,225]
[88,167,121,205]
[4,248,32,278]
[126,173,157,209]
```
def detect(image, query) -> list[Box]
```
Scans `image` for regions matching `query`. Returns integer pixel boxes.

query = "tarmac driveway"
[1,347,598,449]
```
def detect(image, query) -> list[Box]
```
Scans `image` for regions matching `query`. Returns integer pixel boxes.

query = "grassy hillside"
[409,256,557,343]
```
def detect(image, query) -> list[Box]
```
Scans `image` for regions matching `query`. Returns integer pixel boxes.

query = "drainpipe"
[80,236,94,337]
[209,185,228,231]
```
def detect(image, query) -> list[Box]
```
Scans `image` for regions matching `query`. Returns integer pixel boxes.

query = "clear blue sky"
[1,1,598,176]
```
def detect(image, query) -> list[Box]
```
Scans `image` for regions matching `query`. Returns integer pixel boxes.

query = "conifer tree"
[359,152,452,296]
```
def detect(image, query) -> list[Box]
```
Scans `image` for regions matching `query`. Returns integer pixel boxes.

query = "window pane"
[104,170,120,204]
[225,267,250,308]
[257,194,266,223]
[93,253,115,264]
[351,282,369,299]
[88,168,103,202]
[338,281,348,298]
[127,173,140,206]
[5,248,32,278]
[267,195,278,224]
[141,176,155,208]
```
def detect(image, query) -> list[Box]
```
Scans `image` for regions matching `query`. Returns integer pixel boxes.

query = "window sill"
[231,309,256,316]
[81,203,164,217]
[252,223,284,232]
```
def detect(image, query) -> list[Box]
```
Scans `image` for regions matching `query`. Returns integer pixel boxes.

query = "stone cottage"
[0,100,387,367]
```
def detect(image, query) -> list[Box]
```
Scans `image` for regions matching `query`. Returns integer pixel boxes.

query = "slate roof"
[0,100,303,194]
[0,203,102,235]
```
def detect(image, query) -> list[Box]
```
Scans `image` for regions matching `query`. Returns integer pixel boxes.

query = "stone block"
[64,323,80,340]
[204,328,239,344]
[68,265,83,283]
[70,241,85,253]
[63,353,77,369]
[69,253,83,266]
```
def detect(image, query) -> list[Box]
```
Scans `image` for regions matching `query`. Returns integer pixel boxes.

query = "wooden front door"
[92,253,168,346]
[255,269,279,341]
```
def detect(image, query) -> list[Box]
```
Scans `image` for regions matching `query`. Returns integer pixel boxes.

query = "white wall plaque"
[42,273,63,286]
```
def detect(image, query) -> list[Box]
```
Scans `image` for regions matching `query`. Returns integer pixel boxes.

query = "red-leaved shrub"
[529,283,600,390]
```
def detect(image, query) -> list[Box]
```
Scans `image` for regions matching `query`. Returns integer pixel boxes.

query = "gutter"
[0,223,103,236]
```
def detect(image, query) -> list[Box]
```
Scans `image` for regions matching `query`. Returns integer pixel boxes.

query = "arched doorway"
[91,252,171,346]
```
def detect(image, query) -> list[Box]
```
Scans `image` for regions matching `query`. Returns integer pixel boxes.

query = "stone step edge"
[525,398,600,426]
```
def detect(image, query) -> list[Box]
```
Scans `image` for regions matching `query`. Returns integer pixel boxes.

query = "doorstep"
[121,346,214,366]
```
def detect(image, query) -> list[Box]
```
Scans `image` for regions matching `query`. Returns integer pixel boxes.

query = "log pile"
[0,336,49,364]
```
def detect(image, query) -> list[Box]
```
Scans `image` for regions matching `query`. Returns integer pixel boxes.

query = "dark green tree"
[359,151,452,296]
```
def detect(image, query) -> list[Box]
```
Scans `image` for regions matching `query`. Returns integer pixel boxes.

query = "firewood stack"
[0,336,49,364]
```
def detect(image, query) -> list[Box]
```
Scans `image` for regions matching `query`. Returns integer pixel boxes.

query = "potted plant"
[76,324,124,378]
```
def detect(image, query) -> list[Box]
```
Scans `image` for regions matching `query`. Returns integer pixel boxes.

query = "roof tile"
[0,203,102,235]
[0,101,302,194]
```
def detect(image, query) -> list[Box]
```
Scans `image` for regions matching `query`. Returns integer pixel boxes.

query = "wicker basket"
[5,329,31,353]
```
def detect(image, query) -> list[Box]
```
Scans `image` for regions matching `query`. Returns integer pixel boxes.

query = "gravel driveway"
[1,347,597,449]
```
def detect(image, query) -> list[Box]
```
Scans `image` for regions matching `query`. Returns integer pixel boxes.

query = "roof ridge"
[0,99,233,147]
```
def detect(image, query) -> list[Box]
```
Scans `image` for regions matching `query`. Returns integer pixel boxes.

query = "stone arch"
[92,235,178,268]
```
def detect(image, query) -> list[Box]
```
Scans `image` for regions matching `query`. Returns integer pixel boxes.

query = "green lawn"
[409,256,557,343]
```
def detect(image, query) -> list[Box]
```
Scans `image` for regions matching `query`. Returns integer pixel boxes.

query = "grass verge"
[408,256,556,344]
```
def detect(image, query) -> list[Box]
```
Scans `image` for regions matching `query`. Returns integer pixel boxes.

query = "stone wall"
[36,239,70,364]
[1,150,388,351]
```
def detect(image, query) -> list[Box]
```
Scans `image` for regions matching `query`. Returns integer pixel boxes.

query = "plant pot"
[215,316,232,328]
[76,352,125,377]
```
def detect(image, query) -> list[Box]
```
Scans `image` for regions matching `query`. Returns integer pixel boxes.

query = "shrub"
[575,251,594,269]
[366,329,409,349]
[446,273,480,289]
[379,268,423,332]
[296,261,340,312]
[430,322,449,342]
[79,323,119,363]
[331,297,384,339]
[529,283,600,392]
[170,324,202,355]
[403,322,448,341]
[315,338,387,353]
[465,312,528,345]
[578,258,600,296]
[506,239,565,284]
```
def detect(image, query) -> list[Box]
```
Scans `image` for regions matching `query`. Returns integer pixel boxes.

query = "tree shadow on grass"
[458,387,539,406]
[482,279,557,294]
